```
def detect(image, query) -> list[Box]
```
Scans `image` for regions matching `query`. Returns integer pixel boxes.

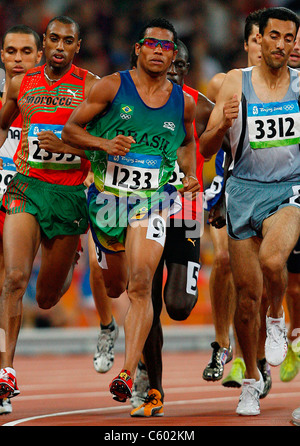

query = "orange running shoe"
[109,370,133,403]
[131,389,164,417]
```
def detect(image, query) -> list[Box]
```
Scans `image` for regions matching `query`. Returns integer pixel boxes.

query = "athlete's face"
[167,46,189,86]
[288,28,300,69]
[43,21,81,72]
[258,18,297,69]
[244,24,262,67]
[1,33,42,79]
[135,27,177,75]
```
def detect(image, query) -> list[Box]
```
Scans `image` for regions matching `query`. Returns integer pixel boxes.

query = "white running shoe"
[265,310,288,366]
[93,317,119,373]
[130,361,150,408]
[236,371,264,416]
[292,406,300,426]
[0,398,12,415]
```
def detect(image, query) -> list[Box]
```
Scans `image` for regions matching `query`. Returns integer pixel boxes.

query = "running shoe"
[131,389,163,417]
[280,343,300,382]
[0,398,12,415]
[222,357,246,388]
[109,369,133,403]
[257,358,272,399]
[0,368,20,399]
[236,370,264,416]
[292,406,300,426]
[265,310,288,366]
[93,317,119,373]
[130,360,150,408]
[203,341,233,381]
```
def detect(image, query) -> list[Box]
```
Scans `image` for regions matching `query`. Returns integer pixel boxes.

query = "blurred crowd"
[0,0,299,94]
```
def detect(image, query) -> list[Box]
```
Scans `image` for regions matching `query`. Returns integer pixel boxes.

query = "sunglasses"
[138,37,177,51]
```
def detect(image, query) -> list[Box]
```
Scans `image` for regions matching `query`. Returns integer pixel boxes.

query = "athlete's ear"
[256,33,262,45]
[76,39,82,54]
[36,50,43,65]
[135,45,139,57]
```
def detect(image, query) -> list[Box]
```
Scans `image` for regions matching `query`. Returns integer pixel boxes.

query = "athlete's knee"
[259,250,285,278]
[213,248,231,273]
[4,268,29,297]
[36,289,60,310]
[129,268,153,299]
[166,295,197,321]
[105,279,127,299]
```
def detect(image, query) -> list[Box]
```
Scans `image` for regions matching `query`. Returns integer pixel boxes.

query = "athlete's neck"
[44,63,72,83]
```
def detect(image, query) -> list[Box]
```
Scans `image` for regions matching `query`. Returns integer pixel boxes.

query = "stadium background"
[0,0,298,339]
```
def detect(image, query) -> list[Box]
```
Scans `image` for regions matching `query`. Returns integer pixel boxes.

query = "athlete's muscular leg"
[122,215,166,377]
[229,236,262,381]
[164,263,198,321]
[0,213,41,367]
[209,225,235,348]
[143,256,164,399]
[260,207,300,319]
[36,234,80,309]
[88,232,113,326]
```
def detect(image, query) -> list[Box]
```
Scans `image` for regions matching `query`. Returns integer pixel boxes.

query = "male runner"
[203,10,272,399]
[59,17,200,403]
[0,24,42,414]
[131,39,214,417]
[199,7,300,416]
[280,26,300,384]
[0,16,99,400]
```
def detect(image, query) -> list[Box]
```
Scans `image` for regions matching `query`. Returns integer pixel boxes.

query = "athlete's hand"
[221,94,239,130]
[104,135,135,156]
[84,170,94,188]
[38,130,66,153]
[179,175,200,200]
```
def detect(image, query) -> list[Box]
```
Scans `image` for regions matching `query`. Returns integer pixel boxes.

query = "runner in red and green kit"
[0,16,99,400]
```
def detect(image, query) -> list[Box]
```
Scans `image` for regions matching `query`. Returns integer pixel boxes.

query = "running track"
[1,351,299,427]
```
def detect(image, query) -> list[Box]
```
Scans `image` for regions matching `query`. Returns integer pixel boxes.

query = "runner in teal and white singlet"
[59,18,200,406]
[86,70,186,198]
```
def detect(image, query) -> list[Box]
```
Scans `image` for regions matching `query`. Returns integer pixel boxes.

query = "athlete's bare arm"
[176,92,200,197]
[206,72,226,103]
[195,92,214,139]
[199,69,242,159]
[61,73,135,156]
[0,74,23,147]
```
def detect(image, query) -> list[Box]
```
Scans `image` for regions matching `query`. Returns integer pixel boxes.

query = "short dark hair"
[259,7,299,38]
[244,9,266,43]
[2,25,41,51]
[45,16,81,40]
[138,17,177,44]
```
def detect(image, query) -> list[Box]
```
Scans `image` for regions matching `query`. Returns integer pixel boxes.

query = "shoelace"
[97,330,115,354]
[239,381,262,404]
[267,324,287,346]
[142,393,159,405]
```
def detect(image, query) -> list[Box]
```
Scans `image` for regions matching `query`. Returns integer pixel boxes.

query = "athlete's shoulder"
[206,72,226,102]
[24,65,42,78]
